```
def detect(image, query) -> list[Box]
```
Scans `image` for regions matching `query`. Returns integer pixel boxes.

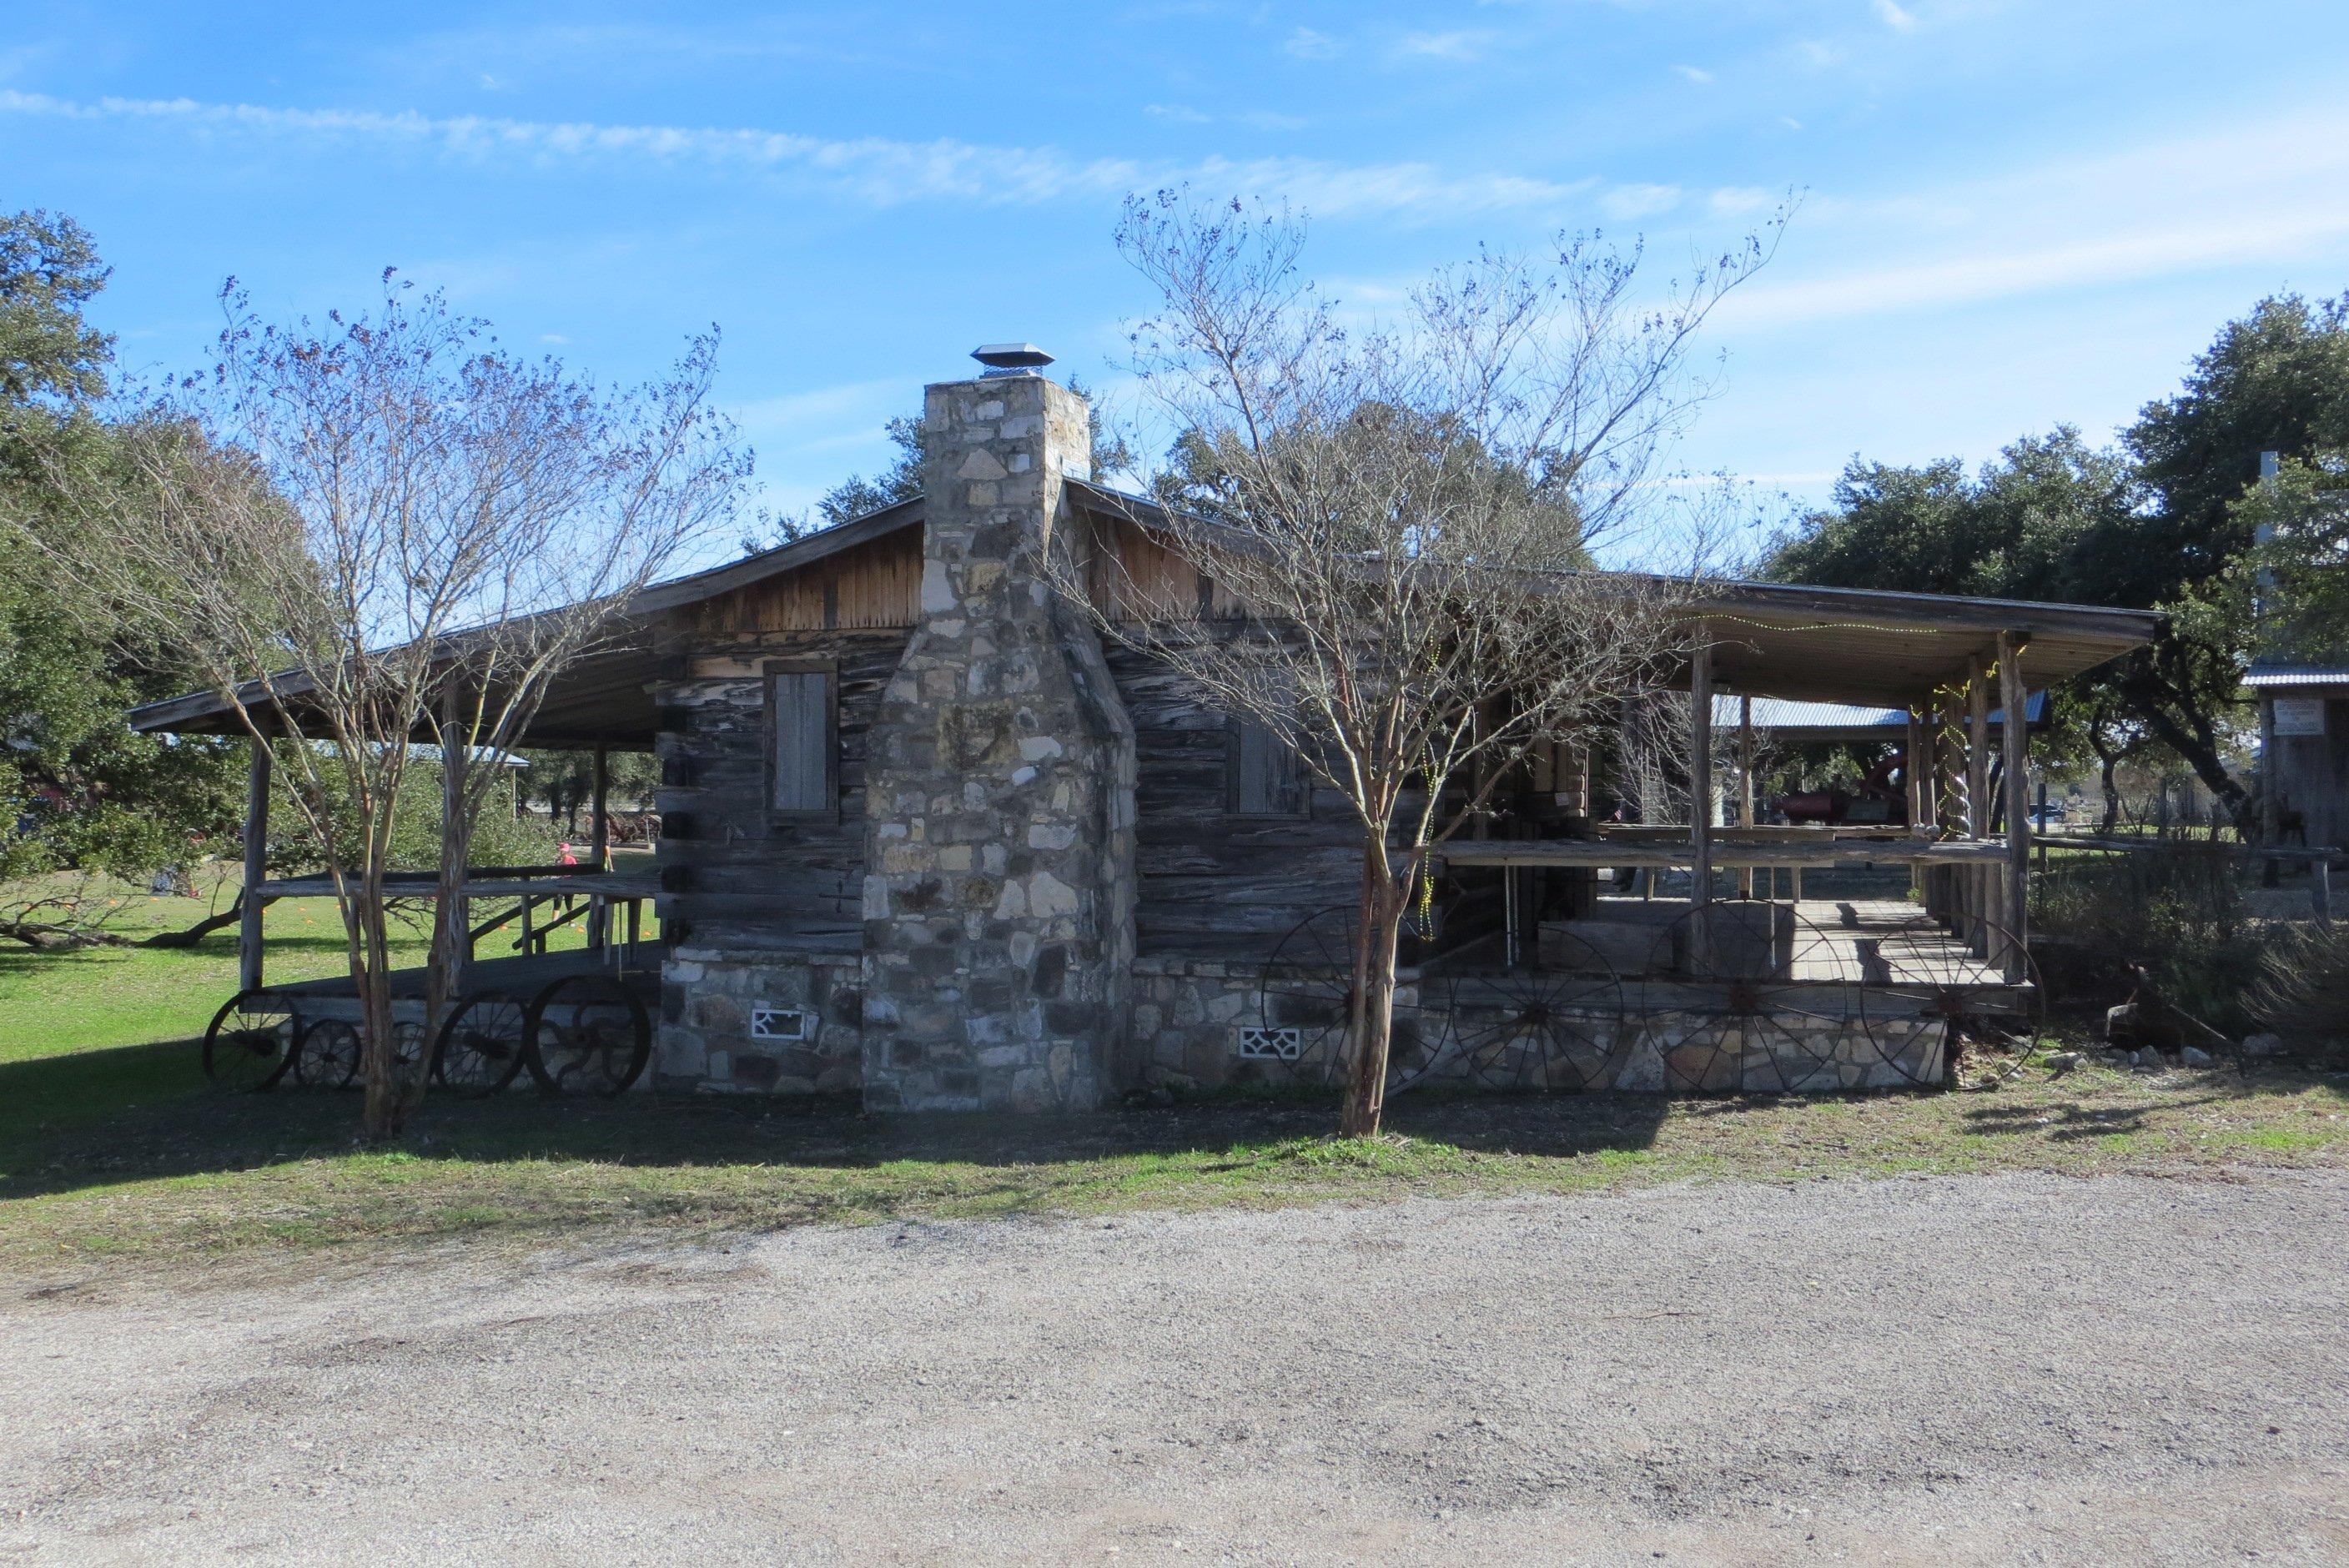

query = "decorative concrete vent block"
[1236,1025,1303,1061]
[750,1006,812,1042]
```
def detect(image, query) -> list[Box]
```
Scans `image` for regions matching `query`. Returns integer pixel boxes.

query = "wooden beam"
[1738,694,1755,897]
[238,741,270,993]
[1999,631,2032,978]
[1967,657,1991,839]
[1690,630,1713,912]
[589,744,612,949]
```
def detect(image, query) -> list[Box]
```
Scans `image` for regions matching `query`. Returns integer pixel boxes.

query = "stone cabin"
[133,348,2165,1108]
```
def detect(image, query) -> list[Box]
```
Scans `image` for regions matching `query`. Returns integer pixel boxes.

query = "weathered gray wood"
[588,744,611,949]
[1689,632,1712,910]
[1999,631,2031,979]
[239,741,269,993]
[768,668,833,813]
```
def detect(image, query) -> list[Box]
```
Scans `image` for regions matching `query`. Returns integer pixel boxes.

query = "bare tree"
[1059,194,1780,1137]
[39,278,749,1137]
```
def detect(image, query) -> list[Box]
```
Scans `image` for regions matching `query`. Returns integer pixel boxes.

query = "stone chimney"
[858,359,1137,1112]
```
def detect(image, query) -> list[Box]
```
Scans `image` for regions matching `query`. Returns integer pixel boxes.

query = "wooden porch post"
[238,739,270,993]
[1689,631,1713,912]
[1738,695,1755,898]
[1968,655,1992,953]
[588,743,612,950]
[1999,631,2032,979]
[1904,707,1927,901]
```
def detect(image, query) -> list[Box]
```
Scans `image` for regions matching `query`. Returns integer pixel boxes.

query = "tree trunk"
[1341,832,1405,1139]
[357,872,407,1140]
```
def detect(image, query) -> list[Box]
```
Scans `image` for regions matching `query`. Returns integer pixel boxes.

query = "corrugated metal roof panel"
[1711,691,2045,733]
[2244,665,2349,687]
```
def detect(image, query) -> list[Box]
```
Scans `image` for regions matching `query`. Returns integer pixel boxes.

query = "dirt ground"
[4,1169,2346,1565]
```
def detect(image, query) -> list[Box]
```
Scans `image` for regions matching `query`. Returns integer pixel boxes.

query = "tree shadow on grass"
[0,1042,1672,1204]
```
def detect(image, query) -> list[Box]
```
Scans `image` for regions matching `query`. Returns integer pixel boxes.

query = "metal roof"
[2244,665,2349,688]
[1709,691,2046,738]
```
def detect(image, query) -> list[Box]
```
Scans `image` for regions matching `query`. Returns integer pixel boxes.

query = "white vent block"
[750,1006,812,1042]
[1236,1026,1303,1061]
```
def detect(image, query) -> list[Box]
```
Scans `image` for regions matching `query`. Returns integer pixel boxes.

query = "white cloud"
[1708,186,1776,216]
[1673,64,1714,84]
[1722,102,2349,329]
[1394,30,1492,63]
[0,88,1592,223]
[1872,0,1919,31]
[1600,183,1682,220]
[1283,27,1338,58]
[1143,103,1212,123]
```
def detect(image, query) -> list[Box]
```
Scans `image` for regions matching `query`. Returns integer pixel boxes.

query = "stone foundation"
[657,947,863,1095]
[1126,956,1945,1095]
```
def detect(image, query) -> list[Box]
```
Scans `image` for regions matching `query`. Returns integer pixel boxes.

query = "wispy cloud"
[1393,30,1494,63]
[0,88,1584,222]
[1599,183,1682,220]
[1283,27,1339,59]
[1672,64,1714,84]
[1724,102,2349,328]
[1872,0,1920,32]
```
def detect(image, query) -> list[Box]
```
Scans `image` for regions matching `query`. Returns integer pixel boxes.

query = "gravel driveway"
[5,1170,2346,1564]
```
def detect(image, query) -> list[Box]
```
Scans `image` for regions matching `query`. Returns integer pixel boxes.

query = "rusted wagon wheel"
[1854,914,2048,1086]
[435,993,531,1097]
[1431,930,1627,1093]
[202,989,299,1093]
[294,1018,362,1091]
[525,973,651,1098]
[1641,900,1858,1093]
[1257,907,1439,1090]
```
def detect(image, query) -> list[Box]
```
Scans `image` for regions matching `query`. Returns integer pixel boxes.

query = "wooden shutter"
[767,664,837,817]
[1229,716,1307,817]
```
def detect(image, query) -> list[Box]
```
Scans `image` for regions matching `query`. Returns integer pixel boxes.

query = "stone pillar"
[858,373,1137,1112]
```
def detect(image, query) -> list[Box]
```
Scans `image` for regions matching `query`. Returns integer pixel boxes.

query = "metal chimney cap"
[972,342,1054,372]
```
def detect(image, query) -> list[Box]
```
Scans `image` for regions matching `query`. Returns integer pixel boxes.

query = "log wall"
[650,627,910,952]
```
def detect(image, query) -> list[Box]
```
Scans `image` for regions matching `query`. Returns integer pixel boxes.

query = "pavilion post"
[1689,631,1713,918]
[1999,631,2032,981]
[238,739,270,993]
[1738,695,1755,897]
[1904,708,1928,900]
[1967,656,1992,955]
[588,744,612,950]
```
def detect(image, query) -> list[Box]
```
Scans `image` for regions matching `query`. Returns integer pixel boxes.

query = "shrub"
[2030,843,2264,1035]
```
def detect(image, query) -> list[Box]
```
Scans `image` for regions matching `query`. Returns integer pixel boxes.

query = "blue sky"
[8,1,2349,567]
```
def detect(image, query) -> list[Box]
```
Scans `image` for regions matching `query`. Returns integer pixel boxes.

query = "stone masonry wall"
[657,946,863,1095]
[858,374,1139,1112]
[1127,957,1944,1096]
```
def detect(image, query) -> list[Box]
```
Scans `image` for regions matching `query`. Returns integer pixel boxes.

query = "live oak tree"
[1059,193,1778,1138]
[0,209,244,945]
[46,279,749,1137]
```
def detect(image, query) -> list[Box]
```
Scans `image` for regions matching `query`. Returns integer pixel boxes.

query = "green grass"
[2,868,2345,1275]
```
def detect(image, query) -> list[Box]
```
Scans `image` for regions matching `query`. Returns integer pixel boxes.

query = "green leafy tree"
[0,211,241,932]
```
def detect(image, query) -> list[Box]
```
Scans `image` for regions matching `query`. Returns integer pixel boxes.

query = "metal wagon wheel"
[1256,907,1440,1090]
[293,1018,362,1091]
[434,993,531,1097]
[524,973,651,1098]
[1642,900,1859,1093]
[202,989,299,1093]
[1854,914,2048,1086]
[1431,928,1627,1093]
[390,1019,430,1083]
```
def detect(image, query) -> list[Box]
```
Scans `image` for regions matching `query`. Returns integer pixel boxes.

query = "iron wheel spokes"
[294,1018,362,1091]
[525,975,651,1098]
[1856,914,2045,1085]
[435,994,531,1098]
[1434,930,1624,1094]
[1644,901,1859,1093]
[203,990,299,1093]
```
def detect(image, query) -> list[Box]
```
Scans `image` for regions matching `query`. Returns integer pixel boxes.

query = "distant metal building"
[2250,664,2349,852]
